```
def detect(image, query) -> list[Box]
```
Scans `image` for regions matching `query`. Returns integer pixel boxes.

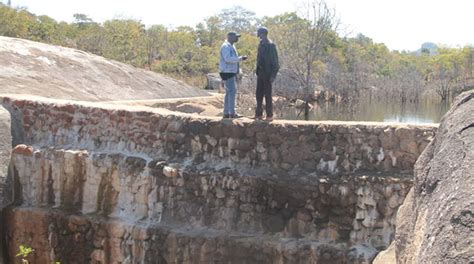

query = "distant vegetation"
[1,2,472,104]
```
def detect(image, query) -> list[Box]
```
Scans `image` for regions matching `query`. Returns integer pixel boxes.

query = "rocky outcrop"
[0,95,438,263]
[0,96,436,176]
[6,147,413,263]
[205,73,222,90]
[0,36,208,101]
[376,90,474,263]
[0,106,11,206]
[0,105,12,264]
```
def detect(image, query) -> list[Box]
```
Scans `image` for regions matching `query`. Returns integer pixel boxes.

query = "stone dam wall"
[0,96,437,263]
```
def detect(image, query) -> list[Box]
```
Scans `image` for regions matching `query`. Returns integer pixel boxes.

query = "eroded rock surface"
[0,105,11,206]
[0,96,439,263]
[0,96,436,176]
[379,90,474,263]
[0,105,12,264]
[0,36,208,101]
[7,148,414,263]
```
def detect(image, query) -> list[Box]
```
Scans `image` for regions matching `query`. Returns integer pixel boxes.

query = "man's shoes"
[253,115,263,120]
[265,116,273,121]
[223,113,243,119]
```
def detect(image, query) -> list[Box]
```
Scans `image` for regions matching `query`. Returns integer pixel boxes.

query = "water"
[279,99,451,124]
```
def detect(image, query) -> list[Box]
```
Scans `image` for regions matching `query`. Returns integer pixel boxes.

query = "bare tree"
[276,0,339,119]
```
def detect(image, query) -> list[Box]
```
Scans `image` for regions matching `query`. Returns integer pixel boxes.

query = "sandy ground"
[151,93,292,117]
[151,93,225,116]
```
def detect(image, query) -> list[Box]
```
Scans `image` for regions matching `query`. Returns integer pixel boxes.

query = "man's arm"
[270,44,280,81]
[221,45,241,64]
[257,45,264,68]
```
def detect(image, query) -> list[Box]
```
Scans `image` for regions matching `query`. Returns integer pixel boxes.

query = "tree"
[151,25,222,85]
[144,24,167,70]
[234,33,259,74]
[73,13,94,27]
[73,14,105,54]
[102,19,147,66]
[196,16,222,47]
[265,1,339,119]
[426,47,469,101]
[0,4,33,38]
[218,6,256,33]
[27,15,59,43]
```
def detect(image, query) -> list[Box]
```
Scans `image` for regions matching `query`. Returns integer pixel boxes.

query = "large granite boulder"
[205,73,222,90]
[376,90,474,263]
[0,105,11,264]
[0,36,209,101]
[0,105,11,206]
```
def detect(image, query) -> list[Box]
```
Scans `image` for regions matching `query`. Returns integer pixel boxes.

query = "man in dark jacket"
[255,27,279,121]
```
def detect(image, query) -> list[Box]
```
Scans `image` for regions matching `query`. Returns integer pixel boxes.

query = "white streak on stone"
[376,147,385,164]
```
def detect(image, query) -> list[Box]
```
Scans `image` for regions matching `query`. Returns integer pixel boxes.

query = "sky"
[4,0,474,51]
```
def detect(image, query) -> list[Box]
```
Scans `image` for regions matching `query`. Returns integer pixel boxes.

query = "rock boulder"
[0,105,11,264]
[376,90,474,263]
[0,105,11,206]
[0,36,209,101]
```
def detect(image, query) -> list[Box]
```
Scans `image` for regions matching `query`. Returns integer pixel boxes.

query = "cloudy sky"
[6,0,474,51]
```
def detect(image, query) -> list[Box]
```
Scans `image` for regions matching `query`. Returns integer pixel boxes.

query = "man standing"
[255,27,279,121]
[219,32,247,118]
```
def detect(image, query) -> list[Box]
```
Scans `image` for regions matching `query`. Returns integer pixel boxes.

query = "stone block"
[296,209,313,222]
[12,144,33,156]
[163,166,178,178]
[400,139,418,155]
[379,128,399,149]
[108,221,128,238]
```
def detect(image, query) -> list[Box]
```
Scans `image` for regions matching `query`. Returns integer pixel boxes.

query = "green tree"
[0,4,34,38]
[218,6,256,33]
[74,20,106,55]
[234,32,259,74]
[102,19,147,66]
[196,16,223,47]
[73,13,93,26]
[427,47,470,101]
[27,15,59,43]
[145,24,168,70]
[153,28,198,75]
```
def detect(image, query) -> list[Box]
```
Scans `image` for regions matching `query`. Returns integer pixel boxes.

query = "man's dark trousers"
[256,74,273,118]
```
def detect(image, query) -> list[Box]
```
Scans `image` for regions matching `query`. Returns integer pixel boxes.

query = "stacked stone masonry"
[0,96,437,263]
[1,97,436,175]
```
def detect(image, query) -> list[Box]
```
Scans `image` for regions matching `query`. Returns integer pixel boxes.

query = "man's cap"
[257,27,268,35]
[227,31,241,37]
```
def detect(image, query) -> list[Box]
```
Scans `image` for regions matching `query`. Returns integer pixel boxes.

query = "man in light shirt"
[219,31,247,118]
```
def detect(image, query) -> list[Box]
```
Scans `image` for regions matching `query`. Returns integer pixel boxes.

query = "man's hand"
[241,55,248,61]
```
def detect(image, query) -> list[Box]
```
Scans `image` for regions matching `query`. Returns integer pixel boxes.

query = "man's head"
[257,27,268,40]
[227,31,241,44]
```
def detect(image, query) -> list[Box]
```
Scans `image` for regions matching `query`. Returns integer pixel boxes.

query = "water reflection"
[280,99,451,124]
